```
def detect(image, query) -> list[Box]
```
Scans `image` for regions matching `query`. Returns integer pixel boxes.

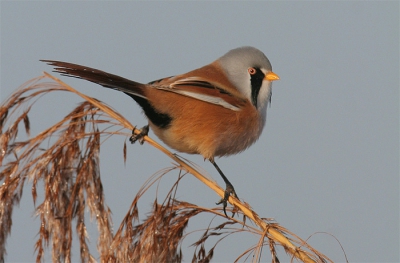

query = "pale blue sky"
[1,1,399,262]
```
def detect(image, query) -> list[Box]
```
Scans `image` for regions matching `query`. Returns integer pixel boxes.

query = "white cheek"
[238,75,252,101]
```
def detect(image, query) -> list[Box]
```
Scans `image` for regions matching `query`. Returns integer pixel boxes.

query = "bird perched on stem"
[42,46,279,217]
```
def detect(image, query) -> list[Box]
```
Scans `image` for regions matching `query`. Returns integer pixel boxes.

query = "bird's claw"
[129,125,149,145]
[216,184,238,218]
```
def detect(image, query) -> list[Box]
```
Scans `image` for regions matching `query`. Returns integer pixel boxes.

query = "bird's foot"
[216,183,238,218]
[129,125,149,145]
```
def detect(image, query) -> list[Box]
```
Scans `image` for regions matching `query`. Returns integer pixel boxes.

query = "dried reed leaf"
[23,111,30,136]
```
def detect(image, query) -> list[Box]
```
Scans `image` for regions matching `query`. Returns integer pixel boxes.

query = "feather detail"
[40,60,147,99]
[157,77,245,111]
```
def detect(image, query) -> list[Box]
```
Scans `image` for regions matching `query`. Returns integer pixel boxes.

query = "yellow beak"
[265,72,280,81]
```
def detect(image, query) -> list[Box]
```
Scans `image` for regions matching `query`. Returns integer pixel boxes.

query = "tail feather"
[42,60,173,128]
[41,60,146,99]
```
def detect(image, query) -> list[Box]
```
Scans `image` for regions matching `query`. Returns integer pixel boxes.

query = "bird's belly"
[150,107,265,160]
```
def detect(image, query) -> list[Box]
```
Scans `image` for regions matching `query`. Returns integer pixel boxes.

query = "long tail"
[41,60,146,99]
[42,60,173,128]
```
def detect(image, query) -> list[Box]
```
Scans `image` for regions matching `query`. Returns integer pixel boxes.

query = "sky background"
[1,1,399,262]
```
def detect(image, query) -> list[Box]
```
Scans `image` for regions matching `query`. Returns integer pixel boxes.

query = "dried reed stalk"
[0,73,339,262]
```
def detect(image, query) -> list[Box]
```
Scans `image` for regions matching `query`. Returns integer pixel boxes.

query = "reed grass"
[0,73,345,262]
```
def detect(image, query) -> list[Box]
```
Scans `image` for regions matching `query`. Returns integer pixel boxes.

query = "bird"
[41,46,279,217]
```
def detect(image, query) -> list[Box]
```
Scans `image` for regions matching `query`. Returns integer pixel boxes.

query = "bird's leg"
[209,158,238,217]
[129,125,149,145]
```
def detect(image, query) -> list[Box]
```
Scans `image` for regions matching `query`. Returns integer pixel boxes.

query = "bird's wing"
[155,77,246,111]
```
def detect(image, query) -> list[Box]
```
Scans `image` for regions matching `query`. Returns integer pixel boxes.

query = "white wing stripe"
[169,89,241,111]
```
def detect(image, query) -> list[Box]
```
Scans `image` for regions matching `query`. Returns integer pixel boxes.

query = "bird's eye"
[248,67,257,75]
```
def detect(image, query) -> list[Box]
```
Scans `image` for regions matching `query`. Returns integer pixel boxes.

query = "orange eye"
[248,67,256,75]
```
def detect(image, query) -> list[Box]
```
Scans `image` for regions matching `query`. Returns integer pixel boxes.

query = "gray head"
[217,46,278,112]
